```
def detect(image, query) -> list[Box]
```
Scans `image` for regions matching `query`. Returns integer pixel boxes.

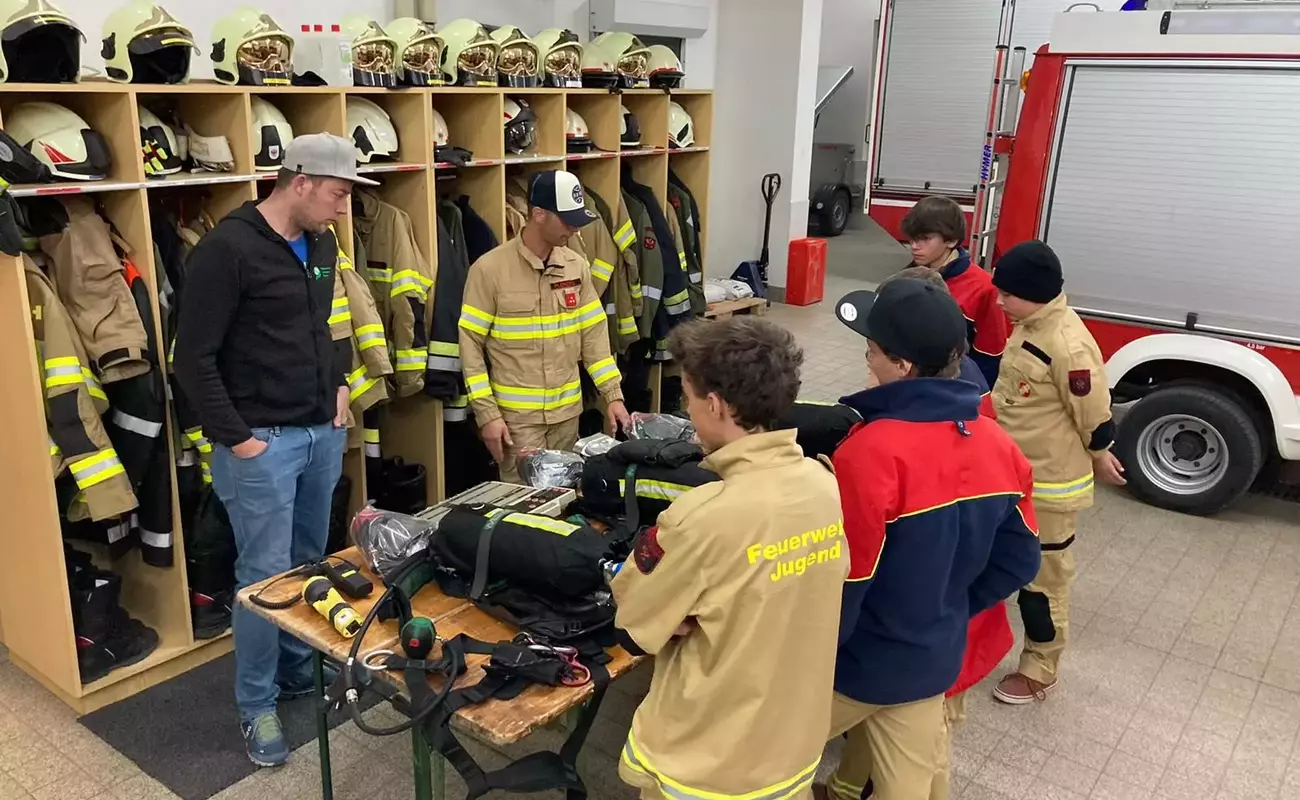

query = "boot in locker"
[376,458,427,515]
[186,487,236,639]
[70,568,159,683]
[443,418,498,497]
[326,474,352,555]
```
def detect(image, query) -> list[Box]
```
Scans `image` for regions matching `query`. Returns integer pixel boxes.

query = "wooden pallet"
[704,297,768,319]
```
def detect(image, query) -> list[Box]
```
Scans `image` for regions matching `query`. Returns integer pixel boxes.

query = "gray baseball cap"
[281,133,379,186]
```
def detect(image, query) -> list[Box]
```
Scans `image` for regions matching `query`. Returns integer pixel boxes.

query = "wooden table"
[238,547,642,800]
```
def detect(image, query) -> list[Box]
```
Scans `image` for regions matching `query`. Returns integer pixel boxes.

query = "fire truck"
[989,4,1300,515]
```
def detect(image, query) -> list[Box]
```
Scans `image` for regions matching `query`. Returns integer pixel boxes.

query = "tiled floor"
[4,238,1300,799]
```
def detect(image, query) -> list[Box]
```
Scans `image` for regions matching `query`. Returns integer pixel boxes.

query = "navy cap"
[528,169,599,228]
[835,279,967,370]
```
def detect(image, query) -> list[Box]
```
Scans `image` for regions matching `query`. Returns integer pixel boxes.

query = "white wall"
[814,0,877,152]
[63,0,396,81]
[709,0,821,289]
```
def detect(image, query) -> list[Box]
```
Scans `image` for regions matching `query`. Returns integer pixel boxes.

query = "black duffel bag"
[579,439,719,529]
[775,401,862,460]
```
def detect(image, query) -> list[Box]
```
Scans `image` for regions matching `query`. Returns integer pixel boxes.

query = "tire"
[1115,384,1263,515]
[821,189,851,237]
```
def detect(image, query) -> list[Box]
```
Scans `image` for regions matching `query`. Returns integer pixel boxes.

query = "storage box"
[785,238,827,306]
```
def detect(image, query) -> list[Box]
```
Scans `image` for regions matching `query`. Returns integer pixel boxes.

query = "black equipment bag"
[579,439,719,528]
[775,401,862,460]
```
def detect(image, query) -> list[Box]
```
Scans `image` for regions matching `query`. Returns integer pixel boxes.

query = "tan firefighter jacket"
[459,238,623,426]
[328,236,391,424]
[39,197,151,384]
[993,293,1114,512]
[588,188,642,354]
[354,189,434,398]
[26,255,138,522]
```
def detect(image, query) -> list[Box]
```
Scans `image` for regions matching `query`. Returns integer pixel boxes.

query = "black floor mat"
[79,651,379,800]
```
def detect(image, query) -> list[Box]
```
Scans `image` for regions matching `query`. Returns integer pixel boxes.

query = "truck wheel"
[821,189,851,237]
[1116,385,1263,515]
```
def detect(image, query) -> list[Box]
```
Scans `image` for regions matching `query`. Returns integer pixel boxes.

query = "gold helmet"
[0,0,83,83]
[646,44,683,90]
[588,31,649,89]
[341,15,397,88]
[210,6,292,86]
[101,1,196,85]
[436,18,497,87]
[533,28,581,88]
[386,17,444,86]
[489,25,539,88]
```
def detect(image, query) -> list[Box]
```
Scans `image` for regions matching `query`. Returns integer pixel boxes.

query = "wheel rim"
[1134,413,1229,496]
[832,200,848,228]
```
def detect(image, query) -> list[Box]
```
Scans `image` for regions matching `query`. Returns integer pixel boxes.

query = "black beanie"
[992,240,1063,303]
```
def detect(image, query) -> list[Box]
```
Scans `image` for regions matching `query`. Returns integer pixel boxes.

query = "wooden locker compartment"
[432,91,504,164]
[668,150,711,277]
[136,90,257,178]
[0,86,144,186]
[620,92,669,152]
[347,88,432,172]
[669,91,713,149]
[439,164,507,244]
[624,152,669,209]
[567,156,620,219]
[565,93,621,156]
[507,90,566,158]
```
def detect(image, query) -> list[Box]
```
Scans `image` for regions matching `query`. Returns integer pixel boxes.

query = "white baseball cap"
[528,169,598,228]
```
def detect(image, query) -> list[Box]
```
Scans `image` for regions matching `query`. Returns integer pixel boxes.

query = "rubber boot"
[70,570,124,684]
[376,458,427,514]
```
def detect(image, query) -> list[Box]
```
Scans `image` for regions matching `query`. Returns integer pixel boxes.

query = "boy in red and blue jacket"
[901,196,1008,389]
[817,278,1040,800]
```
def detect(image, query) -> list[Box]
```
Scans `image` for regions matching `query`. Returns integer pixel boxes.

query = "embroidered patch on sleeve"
[633,526,664,574]
[1068,369,1092,397]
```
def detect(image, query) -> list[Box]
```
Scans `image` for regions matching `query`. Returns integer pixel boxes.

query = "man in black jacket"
[175,134,376,767]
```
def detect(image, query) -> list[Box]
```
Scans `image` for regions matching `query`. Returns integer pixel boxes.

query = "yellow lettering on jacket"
[771,540,843,583]
[741,520,845,582]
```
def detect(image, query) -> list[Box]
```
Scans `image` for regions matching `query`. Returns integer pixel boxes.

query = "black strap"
[470,513,507,600]
[1041,535,1076,552]
[623,464,639,532]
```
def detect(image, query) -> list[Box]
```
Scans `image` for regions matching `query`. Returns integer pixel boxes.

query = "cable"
[248,555,363,611]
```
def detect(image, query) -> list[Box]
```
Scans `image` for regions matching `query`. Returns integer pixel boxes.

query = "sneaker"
[241,713,289,767]
[993,672,1058,705]
[278,660,339,700]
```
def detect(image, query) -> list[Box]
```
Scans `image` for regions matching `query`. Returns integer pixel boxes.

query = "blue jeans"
[209,423,346,721]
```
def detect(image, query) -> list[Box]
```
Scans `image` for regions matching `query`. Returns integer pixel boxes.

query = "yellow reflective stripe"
[391,269,429,299]
[622,732,819,800]
[328,297,352,326]
[489,379,582,411]
[459,304,494,335]
[363,428,380,444]
[368,267,393,283]
[618,479,692,503]
[591,259,615,282]
[426,339,462,372]
[68,448,126,489]
[43,355,84,388]
[630,284,644,301]
[587,356,620,387]
[503,512,579,536]
[395,348,427,371]
[201,462,212,484]
[81,367,108,401]
[184,428,213,454]
[618,316,638,335]
[338,251,355,271]
[429,341,459,357]
[664,289,691,315]
[614,221,636,250]
[465,373,493,401]
[347,365,381,399]
[49,438,60,458]
[678,252,688,271]
[355,323,386,350]
[485,300,605,341]
[1033,473,1095,500]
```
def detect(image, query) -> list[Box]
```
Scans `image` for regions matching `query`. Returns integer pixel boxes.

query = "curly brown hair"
[667,317,804,431]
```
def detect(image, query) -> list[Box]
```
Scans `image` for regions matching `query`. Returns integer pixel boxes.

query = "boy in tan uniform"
[989,240,1126,704]
[612,317,848,800]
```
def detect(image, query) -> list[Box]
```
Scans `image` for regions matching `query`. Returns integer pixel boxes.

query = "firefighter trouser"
[498,417,582,484]
[850,692,967,800]
[826,692,945,800]
[1017,509,1077,684]
[617,762,812,800]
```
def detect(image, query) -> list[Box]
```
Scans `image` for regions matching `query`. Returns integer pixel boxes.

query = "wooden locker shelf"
[0,80,711,712]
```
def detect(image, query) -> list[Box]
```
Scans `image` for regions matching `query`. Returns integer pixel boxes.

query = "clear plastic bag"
[518,448,586,489]
[574,433,620,458]
[629,412,697,442]
[350,504,438,576]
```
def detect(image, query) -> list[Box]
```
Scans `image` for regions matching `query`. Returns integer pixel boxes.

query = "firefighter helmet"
[138,105,182,175]
[387,17,444,86]
[646,44,683,89]
[437,18,497,86]
[0,0,83,84]
[210,6,292,86]
[620,104,641,150]
[533,27,582,88]
[6,102,111,181]
[250,96,292,171]
[341,15,396,88]
[347,96,398,164]
[589,31,649,89]
[580,36,617,89]
[504,97,537,155]
[565,108,592,154]
[101,1,196,84]
[433,108,450,148]
[490,25,540,88]
[668,101,695,148]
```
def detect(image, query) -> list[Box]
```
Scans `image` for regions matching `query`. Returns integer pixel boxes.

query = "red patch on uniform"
[669,196,681,209]
[1018,380,1031,398]
[644,235,657,251]
[633,526,664,574]
[1068,369,1092,397]
[563,288,579,309]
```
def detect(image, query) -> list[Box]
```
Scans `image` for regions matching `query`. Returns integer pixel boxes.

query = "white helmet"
[139,105,182,176]
[668,101,695,149]
[250,96,292,171]
[620,103,641,150]
[432,108,450,148]
[346,96,398,164]
[503,97,536,155]
[646,44,683,89]
[489,25,539,88]
[565,108,592,154]
[340,15,397,88]
[386,17,443,86]
[533,28,581,88]
[6,102,111,181]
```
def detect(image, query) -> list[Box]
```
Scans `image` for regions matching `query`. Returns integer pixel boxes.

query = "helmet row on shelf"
[0,0,686,90]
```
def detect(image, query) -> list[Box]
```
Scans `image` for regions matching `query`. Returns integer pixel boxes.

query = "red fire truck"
[992,5,1300,514]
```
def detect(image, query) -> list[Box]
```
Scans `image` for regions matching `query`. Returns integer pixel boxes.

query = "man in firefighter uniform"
[459,169,631,482]
[990,240,1126,704]
[612,317,847,800]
